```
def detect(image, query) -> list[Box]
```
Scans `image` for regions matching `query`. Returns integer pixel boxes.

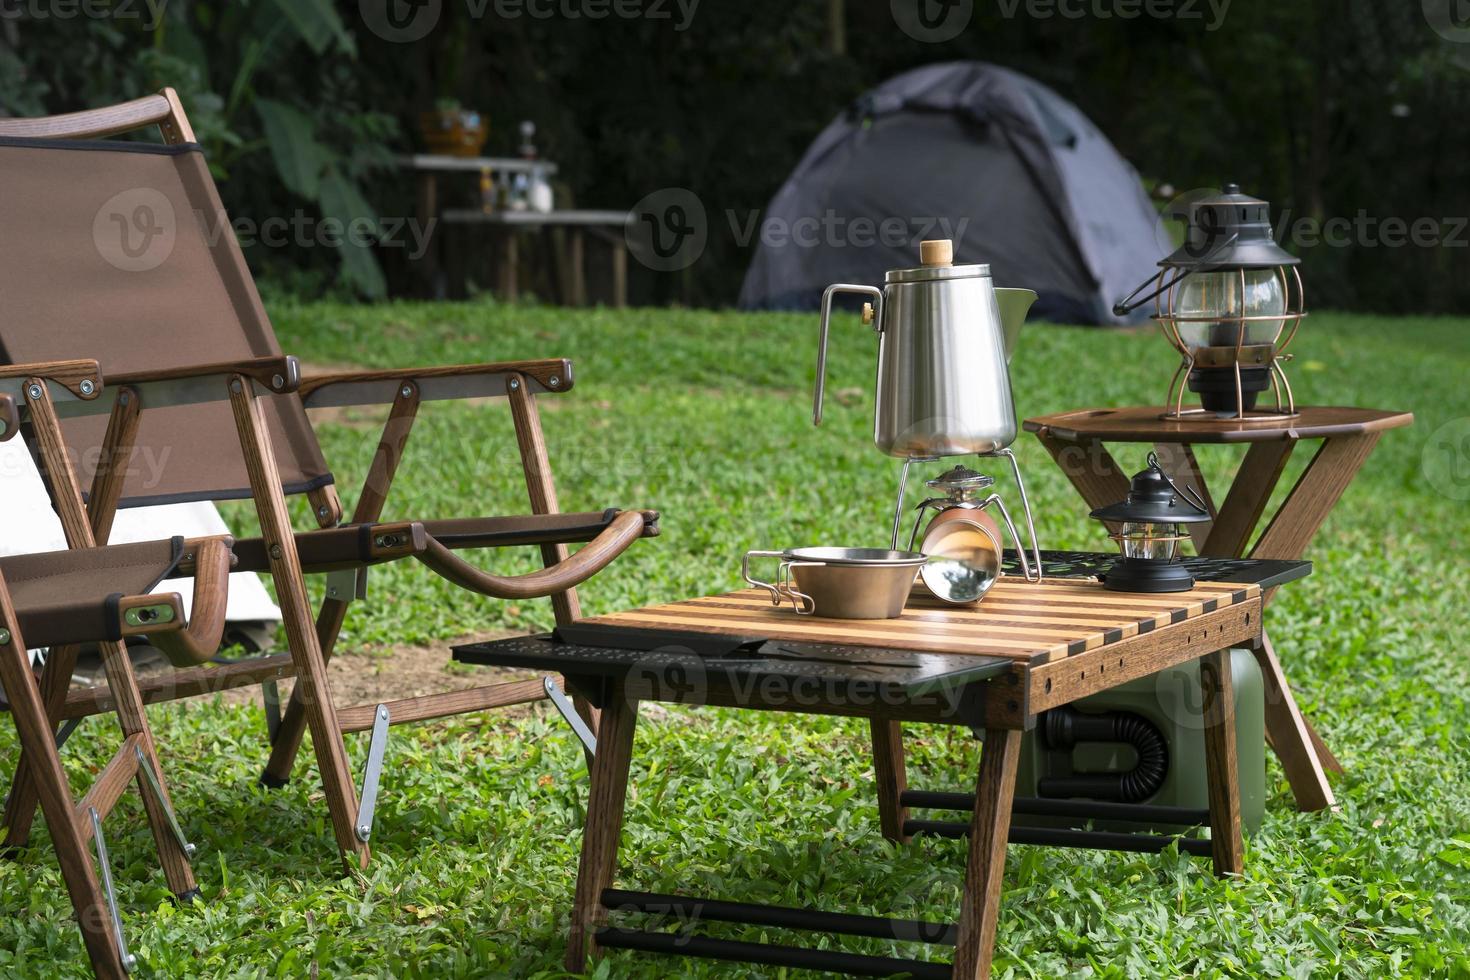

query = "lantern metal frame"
[1153,261,1307,423]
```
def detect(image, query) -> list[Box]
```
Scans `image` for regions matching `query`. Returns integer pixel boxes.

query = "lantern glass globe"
[1118,521,1185,561]
[1174,268,1287,349]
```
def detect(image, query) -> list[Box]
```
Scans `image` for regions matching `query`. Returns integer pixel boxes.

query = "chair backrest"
[0,93,333,507]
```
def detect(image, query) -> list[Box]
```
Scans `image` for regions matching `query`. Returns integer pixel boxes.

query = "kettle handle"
[814,284,884,426]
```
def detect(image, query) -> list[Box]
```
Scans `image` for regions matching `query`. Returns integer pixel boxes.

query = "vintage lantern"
[1116,184,1305,421]
[1090,453,1211,593]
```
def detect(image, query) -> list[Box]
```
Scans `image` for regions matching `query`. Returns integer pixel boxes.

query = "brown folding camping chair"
[0,91,658,870]
[0,362,235,979]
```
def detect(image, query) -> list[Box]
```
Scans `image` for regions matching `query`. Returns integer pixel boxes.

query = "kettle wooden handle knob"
[861,302,875,325]
[920,239,953,267]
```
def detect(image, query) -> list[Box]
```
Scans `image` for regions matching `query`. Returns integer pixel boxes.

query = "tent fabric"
[738,61,1168,325]
[0,137,333,506]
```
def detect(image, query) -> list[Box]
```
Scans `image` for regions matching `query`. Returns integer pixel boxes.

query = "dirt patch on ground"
[67,631,548,723]
[229,630,543,714]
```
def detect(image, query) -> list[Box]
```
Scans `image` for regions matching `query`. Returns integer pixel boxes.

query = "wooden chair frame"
[0,92,652,871]
[0,362,232,980]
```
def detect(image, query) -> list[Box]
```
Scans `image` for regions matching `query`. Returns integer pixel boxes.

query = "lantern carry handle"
[1146,451,1210,514]
[1111,231,1242,317]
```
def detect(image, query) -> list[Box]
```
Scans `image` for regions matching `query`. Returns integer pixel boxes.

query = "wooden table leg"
[1202,441,1295,557]
[495,229,520,302]
[952,728,1021,980]
[415,173,442,300]
[1033,431,1132,533]
[1200,648,1244,876]
[869,719,910,844]
[1308,722,1345,774]
[569,228,587,306]
[1253,632,1334,812]
[567,687,639,973]
[611,239,628,308]
[1248,432,1382,798]
[1253,433,1383,594]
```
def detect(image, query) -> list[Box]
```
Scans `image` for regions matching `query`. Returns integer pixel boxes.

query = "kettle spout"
[995,288,1038,362]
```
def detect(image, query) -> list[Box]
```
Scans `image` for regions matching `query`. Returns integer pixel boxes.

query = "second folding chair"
[0,92,658,869]
[0,364,235,979]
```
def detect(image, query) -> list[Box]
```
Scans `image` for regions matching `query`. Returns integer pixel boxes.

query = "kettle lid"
[886,239,991,284]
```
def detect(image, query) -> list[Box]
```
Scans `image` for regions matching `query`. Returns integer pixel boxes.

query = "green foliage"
[3,303,1466,976]
[0,0,395,298]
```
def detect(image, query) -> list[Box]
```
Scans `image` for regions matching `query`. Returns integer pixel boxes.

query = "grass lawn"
[2,301,1468,978]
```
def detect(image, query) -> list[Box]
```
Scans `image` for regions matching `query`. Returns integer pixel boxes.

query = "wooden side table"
[1022,405,1412,812]
[439,209,632,307]
[455,563,1301,978]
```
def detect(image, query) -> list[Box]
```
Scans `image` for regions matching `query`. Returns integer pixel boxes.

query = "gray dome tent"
[738,61,1167,325]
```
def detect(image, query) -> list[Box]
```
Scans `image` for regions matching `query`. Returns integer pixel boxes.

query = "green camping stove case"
[1016,648,1265,833]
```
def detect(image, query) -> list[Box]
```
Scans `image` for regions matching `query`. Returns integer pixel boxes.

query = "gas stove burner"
[925,465,995,494]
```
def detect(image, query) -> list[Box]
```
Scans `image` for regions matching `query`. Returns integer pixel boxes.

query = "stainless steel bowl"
[743,548,927,619]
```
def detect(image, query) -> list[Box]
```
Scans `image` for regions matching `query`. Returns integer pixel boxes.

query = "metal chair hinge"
[325,567,368,603]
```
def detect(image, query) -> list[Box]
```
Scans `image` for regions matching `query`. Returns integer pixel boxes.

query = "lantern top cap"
[1160,182,1300,271]
[1089,453,1212,524]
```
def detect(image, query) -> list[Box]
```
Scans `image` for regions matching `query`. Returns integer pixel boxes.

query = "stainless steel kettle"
[813,239,1038,458]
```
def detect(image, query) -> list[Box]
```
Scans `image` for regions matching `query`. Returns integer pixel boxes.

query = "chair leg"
[264,383,420,787]
[95,639,197,898]
[507,375,601,743]
[230,378,369,868]
[0,596,129,979]
[260,597,350,787]
[951,727,1021,980]
[2,643,79,852]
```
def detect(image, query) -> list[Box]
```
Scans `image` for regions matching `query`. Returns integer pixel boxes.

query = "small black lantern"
[1115,184,1306,421]
[1090,453,1211,593]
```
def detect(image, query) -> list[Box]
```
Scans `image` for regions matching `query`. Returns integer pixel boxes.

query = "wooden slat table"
[1025,405,1412,812]
[456,560,1303,978]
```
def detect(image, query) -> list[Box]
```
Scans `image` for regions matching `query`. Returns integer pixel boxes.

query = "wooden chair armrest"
[0,92,173,140]
[149,536,231,668]
[0,359,103,400]
[415,509,645,599]
[106,354,300,395]
[299,358,573,408]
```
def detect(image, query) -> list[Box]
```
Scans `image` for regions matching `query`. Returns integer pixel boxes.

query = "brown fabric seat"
[0,538,183,647]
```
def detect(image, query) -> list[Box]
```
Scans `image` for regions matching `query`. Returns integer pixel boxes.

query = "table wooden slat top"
[585,578,1261,664]
[1024,405,1414,443]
